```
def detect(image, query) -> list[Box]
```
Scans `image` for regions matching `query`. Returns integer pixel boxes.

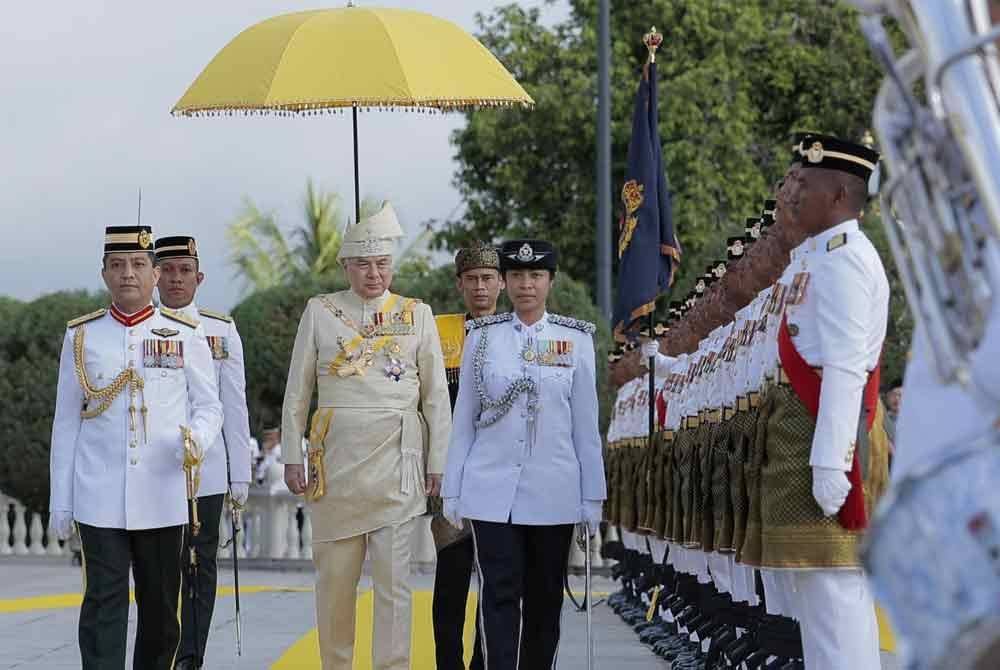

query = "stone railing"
[0,491,65,556]
[1,487,618,570]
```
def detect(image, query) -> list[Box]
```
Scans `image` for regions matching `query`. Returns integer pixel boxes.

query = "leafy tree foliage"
[437,0,911,377]
[0,291,106,513]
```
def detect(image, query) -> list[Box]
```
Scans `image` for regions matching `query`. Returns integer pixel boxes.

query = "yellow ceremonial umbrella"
[172,4,534,221]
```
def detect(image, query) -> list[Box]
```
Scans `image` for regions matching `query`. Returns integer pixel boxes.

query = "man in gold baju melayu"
[281,202,452,670]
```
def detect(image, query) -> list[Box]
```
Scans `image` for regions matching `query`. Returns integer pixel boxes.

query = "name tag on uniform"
[206,335,229,360]
[144,339,184,369]
[536,339,574,366]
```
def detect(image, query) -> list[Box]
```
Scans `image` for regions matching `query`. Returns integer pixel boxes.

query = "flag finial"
[643,27,663,63]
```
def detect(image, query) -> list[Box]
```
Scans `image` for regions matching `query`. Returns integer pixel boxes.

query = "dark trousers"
[78,523,184,670]
[433,536,484,670]
[470,521,574,670]
[178,493,225,666]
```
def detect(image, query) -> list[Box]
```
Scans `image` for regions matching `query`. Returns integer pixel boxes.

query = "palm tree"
[227,181,379,293]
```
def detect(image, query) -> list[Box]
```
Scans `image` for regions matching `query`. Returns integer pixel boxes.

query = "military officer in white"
[154,235,253,670]
[443,238,606,670]
[764,134,888,669]
[49,225,223,670]
[281,202,452,670]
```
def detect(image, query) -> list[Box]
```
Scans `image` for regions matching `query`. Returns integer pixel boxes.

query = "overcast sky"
[1,0,569,311]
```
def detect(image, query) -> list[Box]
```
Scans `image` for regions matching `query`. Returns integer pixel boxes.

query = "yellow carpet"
[272,590,479,670]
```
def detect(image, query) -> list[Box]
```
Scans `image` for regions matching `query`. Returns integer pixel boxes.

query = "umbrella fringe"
[171,97,534,118]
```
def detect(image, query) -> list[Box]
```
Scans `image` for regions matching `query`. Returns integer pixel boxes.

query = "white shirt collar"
[512,311,548,333]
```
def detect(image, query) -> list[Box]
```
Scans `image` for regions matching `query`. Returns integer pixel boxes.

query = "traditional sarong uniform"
[748,241,811,621]
[281,203,452,670]
[154,236,254,670]
[443,239,606,670]
[49,226,223,670]
[755,130,889,670]
[603,351,627,527]
[617,376,644,533]
[644,348,676,549]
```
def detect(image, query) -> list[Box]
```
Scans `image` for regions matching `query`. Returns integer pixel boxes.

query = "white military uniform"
[175,303,252,494]
[444,311,606,521]
[50,305,223,529]
[779,218,888,670]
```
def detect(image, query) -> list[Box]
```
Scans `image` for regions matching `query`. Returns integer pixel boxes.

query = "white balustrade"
[28,513,46,556]
[0,494,10,555]
[286,504,301,559]
[11,502,28,555]
[301,511,313,560]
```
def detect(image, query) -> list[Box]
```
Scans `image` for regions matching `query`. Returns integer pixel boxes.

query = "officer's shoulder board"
[198,308,233,323]
[547,313,597,335]
[160,307,198,328]
[826,233,848,253]
[466,312,513,331]
[67,308,106,329]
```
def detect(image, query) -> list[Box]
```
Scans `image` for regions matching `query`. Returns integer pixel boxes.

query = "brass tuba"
[850,0,1000,409]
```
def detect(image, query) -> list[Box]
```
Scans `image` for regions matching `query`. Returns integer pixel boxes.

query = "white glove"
[580,499,604,534]
[443,498,463,530]
[812,466,851,517]
[641,340,660,361]
[50,510,74,541]
[230,482,250,506]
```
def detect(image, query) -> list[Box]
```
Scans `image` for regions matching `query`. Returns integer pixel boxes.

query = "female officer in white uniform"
[442,239,606,669]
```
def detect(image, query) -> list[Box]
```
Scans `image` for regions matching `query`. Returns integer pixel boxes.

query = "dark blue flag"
[612,60,680,339]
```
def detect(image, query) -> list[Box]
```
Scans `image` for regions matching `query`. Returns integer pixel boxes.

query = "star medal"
[522,347,536,362]
[389,341,402,355]
[385,357,407,382]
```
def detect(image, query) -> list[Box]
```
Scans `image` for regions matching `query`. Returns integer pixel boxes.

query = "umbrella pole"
[352,104,360,224]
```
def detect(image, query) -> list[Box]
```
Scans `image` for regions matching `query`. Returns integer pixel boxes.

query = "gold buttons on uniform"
[161,371,167,377]
[787,323,800,336]
[130,441,137,449]
[129,345,136,351]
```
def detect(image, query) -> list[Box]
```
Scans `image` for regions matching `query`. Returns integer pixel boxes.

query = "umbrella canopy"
[172,6,534,115]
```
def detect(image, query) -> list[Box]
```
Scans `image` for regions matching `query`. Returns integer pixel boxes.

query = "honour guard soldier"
[154,236,253,670]
[759,135,888,669]
[443,239,606,670]
[281,202,452,670]
[431,243,503,670]
[49,225,223,670]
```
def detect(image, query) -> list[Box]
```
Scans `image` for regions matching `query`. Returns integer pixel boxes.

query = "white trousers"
[789,569,880,670]
[313,519,415,670]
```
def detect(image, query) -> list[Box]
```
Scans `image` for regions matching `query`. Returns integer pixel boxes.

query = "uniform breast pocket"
[541,365,574,396]
[149,368,186,407]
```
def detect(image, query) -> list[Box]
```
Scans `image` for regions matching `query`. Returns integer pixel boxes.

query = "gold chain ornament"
[73,326,148,440]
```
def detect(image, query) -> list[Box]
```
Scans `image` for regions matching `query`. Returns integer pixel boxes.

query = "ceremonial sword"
[221,429,244,656]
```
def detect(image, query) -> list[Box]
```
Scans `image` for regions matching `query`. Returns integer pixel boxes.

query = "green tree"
[0,291,106,513]
[438,0,910,375]
[227,181,381,294]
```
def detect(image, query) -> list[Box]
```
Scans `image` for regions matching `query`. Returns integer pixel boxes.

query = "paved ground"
[0,559,667,669]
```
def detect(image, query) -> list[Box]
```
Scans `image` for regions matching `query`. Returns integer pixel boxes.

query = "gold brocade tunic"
[281,290,452,542]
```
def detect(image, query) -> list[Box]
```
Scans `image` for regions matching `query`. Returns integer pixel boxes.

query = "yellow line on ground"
[0,586,312,614]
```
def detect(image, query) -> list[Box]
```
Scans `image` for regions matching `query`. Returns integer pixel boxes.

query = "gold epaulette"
[67,308,106,329]
[198,308,233,323]
[160,308,198,328]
